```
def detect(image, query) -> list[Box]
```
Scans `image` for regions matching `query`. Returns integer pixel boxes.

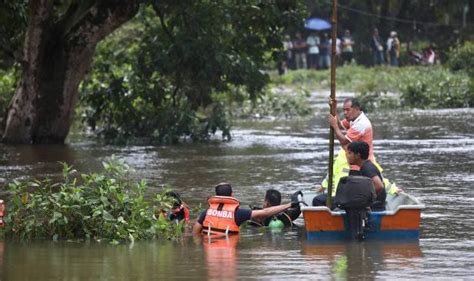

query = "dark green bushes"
[0,69,16,118]
[80,3,305,144]
[3,158,184,242]
[446,41,474,78]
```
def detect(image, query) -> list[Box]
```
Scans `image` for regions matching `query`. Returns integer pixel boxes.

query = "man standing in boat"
[320,98,377,192]
[319,97,399,198]
[193,183,299,236]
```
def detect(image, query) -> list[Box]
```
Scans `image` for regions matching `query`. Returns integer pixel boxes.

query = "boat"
[299,191,425,240]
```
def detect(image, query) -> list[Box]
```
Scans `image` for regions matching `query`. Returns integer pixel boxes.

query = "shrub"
[399,67,471,108]
[231,87,313,118]
[2,157,185,242]
[0,69,16,116]
[446,41,474,77]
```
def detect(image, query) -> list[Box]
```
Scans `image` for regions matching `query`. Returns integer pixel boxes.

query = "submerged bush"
[218,86,313,119]
[2,158,184,242]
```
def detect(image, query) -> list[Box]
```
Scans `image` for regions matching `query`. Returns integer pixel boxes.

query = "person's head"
[373,28,379,36]
[343,98,362,121]
[390,31,397,37]
[264,189,282,208]
[295,32,302,39]
[165,191,182,209]
[323,33,328,39]
[345,29,351,36]
[347,141,370,165]
[215,183,233,196]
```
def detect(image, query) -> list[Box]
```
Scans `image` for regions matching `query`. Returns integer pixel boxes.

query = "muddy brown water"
[0,95,473,280]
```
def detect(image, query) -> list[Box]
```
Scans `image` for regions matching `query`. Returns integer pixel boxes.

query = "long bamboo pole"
[327,0,338,208]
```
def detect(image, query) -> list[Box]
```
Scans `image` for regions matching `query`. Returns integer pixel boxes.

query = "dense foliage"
[0,69,16,118]
[446,41,474,78]
[80,3,306,143]
[3,158,185,242]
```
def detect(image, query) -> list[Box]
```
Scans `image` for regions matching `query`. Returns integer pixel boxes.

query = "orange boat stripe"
[303,210,345,231]
[381,209,421,230]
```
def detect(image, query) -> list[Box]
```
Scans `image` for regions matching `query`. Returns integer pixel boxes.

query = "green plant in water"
[2,157,185,242]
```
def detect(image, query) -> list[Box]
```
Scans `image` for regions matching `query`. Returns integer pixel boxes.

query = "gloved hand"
[291,190,304,202]
[291,200,304,208]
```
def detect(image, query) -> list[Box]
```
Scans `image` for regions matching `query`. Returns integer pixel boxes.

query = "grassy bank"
[271,65,473,111]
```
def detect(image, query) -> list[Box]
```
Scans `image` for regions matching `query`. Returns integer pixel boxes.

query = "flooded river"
[0,93,473,280]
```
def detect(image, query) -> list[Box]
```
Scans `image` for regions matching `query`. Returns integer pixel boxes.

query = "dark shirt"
[198,207,252,226]
[371,35,383,51]
[320,39,330,56]
[349,160,386,208]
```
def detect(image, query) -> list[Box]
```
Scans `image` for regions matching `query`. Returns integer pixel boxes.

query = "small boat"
[299,191,425,240]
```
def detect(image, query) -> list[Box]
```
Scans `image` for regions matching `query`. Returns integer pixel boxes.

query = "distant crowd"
[278,28,436,74]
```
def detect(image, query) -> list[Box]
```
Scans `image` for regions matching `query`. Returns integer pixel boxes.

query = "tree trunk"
[2,0,139,144]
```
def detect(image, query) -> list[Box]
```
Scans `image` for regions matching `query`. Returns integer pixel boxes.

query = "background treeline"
[0,1,472,144]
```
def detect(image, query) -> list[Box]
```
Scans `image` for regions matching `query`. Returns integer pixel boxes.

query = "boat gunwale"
[298,192,425,216]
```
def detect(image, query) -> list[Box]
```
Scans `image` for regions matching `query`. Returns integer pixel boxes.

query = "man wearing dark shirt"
[347,141,386,210]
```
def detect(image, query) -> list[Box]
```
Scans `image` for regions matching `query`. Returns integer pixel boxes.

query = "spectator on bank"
[292,32,307,69]
[319,33,331,69]
[387,31,400,67]
[370,28,384,66]
[278,35,293,74]
[341,29,355,65]
[424,45,436,65]
[306,32,320,69]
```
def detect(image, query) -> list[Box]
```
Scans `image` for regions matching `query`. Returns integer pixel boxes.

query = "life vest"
[159,203,190,223]
[202,196,240,236]
[322,148,384,196]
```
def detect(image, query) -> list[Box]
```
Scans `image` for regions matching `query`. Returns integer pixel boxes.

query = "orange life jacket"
[202,196,240,236]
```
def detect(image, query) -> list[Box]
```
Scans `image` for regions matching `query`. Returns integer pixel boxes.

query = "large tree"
[1,0,140,144]
[1,0,306,144]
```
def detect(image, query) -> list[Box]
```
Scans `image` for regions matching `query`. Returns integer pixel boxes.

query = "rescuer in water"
[159,191,190,223]
[193,183,300,236]
[250,189,302,228]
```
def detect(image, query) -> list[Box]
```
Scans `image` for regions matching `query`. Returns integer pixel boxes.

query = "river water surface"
[0,93,473,280]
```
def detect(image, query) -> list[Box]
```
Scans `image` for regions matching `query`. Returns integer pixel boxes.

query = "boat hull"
[300,192,424,241]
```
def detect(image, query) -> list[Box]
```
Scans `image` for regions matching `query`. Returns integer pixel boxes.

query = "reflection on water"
[0,99,473,279]
[0,231,426,280]
[302,241,423,280]
[197,235,240,280]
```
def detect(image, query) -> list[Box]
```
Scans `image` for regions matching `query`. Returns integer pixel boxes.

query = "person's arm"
[193,222,203,235]
[328,114,350,146]
[372,175,384,195]
[192,210,207,235]
[250,203,291,220]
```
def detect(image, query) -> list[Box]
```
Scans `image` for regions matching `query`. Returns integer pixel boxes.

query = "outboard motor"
[334,176,376,240]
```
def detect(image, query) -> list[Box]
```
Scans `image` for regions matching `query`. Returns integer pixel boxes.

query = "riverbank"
[270,65,473,111]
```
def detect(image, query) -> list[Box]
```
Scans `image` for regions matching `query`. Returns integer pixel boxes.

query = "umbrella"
[304,18,331,30]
